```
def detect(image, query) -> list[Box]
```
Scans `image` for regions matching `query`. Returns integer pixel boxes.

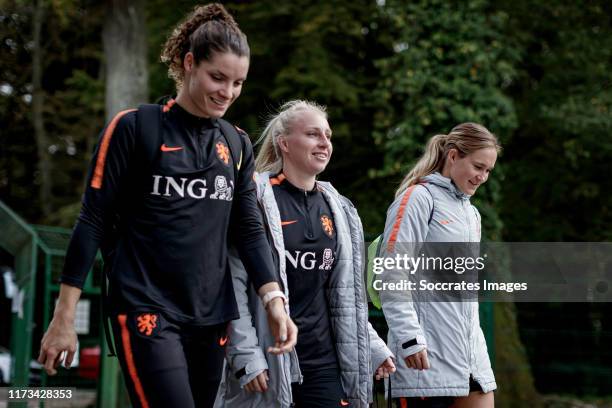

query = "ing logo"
[321,215,334,238]
[216,142,230,165]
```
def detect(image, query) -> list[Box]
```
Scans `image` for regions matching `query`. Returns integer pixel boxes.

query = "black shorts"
[291,366,348,407]
[110,311,227,408]
[395,396,454,408]
[394,376,485,408]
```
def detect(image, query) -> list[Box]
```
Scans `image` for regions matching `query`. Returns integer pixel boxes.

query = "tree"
[499,0,612,397]
[103,0,148,119]
[373,0,519,239]
[500,0,612,242]
[31,0,53,217]
[0,1,106,224]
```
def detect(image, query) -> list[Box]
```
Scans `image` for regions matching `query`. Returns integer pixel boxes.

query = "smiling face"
[278,109,333,178]
[179,51,249,118]
[445,147,497,195]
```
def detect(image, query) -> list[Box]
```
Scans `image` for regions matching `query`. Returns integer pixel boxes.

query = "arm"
[230,133,277,290]
[230,132,297,353]
[38,284,81,374]
[225,250,269,388]
[380,186,433,362]
[367,322,395,379]
[38,111,136,374]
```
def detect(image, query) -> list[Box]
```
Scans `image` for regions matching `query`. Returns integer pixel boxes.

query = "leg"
[291,367,346,407]
[451,391,494,408]
[183,323,228,408]
[111,312,195,408]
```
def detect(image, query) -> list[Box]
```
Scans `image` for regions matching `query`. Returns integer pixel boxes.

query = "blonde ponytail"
[255,115,284,174]
[395,134,447,197]
[395,123,501,198]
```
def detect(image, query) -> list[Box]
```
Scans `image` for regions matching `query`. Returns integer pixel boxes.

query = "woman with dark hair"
[38,4,296,408]
[215,101,395,408]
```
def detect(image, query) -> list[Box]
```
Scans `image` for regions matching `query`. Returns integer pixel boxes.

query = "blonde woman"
[381,123,499,408]
[215,101,395,407]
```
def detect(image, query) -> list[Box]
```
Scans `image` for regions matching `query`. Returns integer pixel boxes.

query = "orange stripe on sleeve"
[118,315,150,408]
[386,185,417,253]
[90,109,137,189]
[162,98,176,112]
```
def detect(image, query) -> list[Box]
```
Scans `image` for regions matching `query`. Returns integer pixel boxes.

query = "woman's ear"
[277,135,289,153]
[447,148,458,165]
[183,52,194,72]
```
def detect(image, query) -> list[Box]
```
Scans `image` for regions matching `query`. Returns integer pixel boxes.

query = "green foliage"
[1,1,104,224]
[1,3,36,209]
[499,0,612,241]
[373,0,520,238]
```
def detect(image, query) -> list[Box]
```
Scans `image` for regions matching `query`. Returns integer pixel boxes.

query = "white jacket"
[380,172,496,397]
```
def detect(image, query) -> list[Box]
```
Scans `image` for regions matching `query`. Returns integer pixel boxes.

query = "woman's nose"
[218,83,232,99]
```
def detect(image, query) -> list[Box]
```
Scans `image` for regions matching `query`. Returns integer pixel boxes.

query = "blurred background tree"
[498,0,612,399]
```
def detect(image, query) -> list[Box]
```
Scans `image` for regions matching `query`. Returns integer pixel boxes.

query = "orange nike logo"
[219,336,228,346]
[281,220,298,226]
[160,144,183,152]
[340,400,350,406]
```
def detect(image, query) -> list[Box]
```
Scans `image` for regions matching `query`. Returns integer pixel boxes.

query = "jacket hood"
[421,172,470,200]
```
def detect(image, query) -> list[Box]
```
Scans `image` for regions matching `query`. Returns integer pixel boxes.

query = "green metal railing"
[1,200,38,408]
[32,225,123,408]
[0,200,124,407]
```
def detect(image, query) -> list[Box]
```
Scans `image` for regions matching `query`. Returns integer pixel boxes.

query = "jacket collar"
[422,172,471,200]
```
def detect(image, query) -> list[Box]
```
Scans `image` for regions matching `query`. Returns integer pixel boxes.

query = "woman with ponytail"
[381,123,499,407]
[39,4,295,407]
[215,100,395,407]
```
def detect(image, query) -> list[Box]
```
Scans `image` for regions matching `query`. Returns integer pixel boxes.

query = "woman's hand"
[245,370,269,393]
[404,348,430,370]
[265,297,298,354]
[375,357,397,380]
[38,284,81,375]
[38,314,77,375]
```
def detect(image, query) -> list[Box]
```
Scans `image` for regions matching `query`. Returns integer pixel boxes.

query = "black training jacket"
[60,100,276,326]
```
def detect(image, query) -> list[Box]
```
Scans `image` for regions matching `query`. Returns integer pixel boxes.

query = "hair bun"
[192,3,237,28]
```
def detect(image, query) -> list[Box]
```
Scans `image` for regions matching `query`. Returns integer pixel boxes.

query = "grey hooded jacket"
[214,172,393,408]
[380,172,496,397]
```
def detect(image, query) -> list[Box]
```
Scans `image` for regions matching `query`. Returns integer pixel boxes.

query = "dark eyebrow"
[474,161,494,170]
[210,70,247,82]
[307,127,332,136]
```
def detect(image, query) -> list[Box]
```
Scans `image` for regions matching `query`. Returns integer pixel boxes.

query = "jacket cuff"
[398,334,427,359]
[235,358,269,387]
[371,346,394,374]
